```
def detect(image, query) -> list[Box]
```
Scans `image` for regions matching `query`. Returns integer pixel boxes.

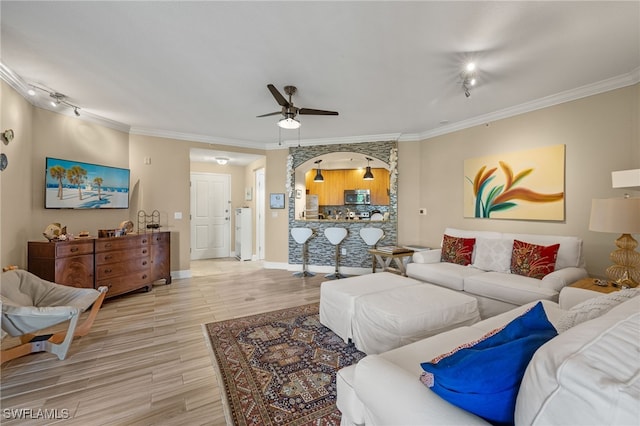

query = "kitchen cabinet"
[306,168,390,206]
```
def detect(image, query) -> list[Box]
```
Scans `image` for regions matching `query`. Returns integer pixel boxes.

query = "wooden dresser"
[28,232,171,297]
[27,238,95,288]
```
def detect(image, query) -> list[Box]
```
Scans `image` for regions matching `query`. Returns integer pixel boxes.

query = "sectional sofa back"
[442,228,585,270]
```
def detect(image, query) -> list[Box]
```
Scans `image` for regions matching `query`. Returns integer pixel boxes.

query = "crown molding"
[3,61,638,148]
[129,127,263,149]
[415,67,640,141]
[0,61,131,133]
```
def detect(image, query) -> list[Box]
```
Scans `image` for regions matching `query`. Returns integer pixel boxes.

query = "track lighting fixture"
[461,62,477,98]
[28,85,82,117]
[363,157,374,180]
[314,159,324,182]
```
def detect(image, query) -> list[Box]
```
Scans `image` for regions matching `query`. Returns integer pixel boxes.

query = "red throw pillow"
[441,234,476,266]
[510,240,560,279]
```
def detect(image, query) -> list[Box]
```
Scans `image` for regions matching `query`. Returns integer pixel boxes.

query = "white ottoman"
[319,272,425,343]
[352,283,481,354]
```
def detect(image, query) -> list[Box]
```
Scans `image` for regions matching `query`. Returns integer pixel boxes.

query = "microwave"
[344,189,371,205]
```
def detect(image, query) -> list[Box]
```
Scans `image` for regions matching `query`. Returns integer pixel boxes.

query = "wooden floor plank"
[1,259,327,425]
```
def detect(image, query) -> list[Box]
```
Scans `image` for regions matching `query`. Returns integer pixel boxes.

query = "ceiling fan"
[257,84,338,129]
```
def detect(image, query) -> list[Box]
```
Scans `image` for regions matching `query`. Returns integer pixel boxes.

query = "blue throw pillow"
[420,302,557,425]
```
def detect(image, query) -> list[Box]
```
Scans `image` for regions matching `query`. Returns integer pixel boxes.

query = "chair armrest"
[541,267,589,292]
[412,249,442,264]
[558,287,603,310]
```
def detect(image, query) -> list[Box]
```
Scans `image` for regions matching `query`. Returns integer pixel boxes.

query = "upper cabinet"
[306,168,389,206]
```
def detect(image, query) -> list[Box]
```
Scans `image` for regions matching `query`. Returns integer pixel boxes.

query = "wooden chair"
[1,269,107,363]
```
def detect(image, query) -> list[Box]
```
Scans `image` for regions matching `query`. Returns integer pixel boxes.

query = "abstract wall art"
[464,145,565,220]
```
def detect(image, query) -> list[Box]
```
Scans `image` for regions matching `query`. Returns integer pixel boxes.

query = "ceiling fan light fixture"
[278,117,300,130]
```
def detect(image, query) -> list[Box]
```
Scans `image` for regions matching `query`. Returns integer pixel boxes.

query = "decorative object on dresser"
[28,231,171,297]
[589,196,640,287]
[43,222,67,241]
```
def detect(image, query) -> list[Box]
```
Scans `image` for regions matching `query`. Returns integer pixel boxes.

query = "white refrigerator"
[235,208,252,261]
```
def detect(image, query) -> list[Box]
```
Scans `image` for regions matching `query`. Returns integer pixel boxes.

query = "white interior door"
[256,168,266,260]
[190,172,231,259]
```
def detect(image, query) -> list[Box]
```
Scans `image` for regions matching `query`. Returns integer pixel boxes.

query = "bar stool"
[360,227,384,248]
[324,227,348,279]
[360,227,385,272]
[291,227,315,277]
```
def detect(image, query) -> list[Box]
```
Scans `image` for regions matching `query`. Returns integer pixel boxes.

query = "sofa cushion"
[555,288,639,332]
[515,297,640,425]
[464,271,558,306]
[406,262,485,291]
[441,234,475,266]
[471,238,513,273]
[510,240,560,279]
[419,302,557,425]
[503,232,584,270]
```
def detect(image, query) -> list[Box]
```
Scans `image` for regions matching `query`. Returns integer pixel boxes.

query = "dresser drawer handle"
[142,239,148,244]
[142,274,148,279]
[70,247,79,253]
[105,255,113,260]
[105,243,112,248]
[142,261,148,266]
[104,268,112,274]
[142,249,148,254]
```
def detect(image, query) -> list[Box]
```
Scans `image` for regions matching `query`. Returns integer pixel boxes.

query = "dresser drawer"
[54,240,94,257]
[149,232,169,245]
[95,247,149,265]
[95,236,150,252]
[96,273,151,297]
[95,257,150,280]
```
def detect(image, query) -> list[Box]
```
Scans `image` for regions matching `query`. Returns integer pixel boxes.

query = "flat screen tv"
[45,157,130,209]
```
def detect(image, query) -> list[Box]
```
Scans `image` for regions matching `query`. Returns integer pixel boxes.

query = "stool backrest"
[291,227,313,244]
[360,228,384,246]
[324,227,348,245]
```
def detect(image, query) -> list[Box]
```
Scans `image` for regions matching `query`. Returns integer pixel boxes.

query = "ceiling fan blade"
[256,111,282,118]
[267,84,289,107]
[299,108,339,116]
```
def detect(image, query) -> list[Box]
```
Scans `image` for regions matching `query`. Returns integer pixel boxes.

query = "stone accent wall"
[288,140,398,269]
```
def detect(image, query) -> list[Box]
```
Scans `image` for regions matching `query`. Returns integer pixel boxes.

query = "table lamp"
[589,196,640,287]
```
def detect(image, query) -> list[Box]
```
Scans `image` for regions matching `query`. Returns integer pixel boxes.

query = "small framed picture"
[295,189,302,199]
[245,187,253,201]
[270,193,285,209]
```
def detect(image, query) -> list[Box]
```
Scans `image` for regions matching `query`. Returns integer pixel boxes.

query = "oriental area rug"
[203,303,365,426]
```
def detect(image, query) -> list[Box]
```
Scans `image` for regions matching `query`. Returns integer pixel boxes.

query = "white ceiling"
[1,1,639,150]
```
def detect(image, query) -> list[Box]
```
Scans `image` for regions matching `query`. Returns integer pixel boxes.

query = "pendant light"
[314,159,324,182]
[363,157,374,180]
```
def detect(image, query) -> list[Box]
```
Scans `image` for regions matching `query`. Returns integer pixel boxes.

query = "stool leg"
[293,241,315,277]
[325,244,346,279]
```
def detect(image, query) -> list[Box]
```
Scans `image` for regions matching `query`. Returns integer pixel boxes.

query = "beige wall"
[129,134,266,273]
[2,81,638,279]
[397,84,640,278]
[264,149,289,263]
[1,81,34,266]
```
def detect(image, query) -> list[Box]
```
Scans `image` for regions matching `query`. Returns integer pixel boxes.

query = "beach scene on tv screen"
[45,158,129,209]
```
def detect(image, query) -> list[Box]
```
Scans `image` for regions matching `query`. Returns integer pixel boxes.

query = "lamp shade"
[314,168,324,182]
[278,117,300,129]
[589,198,640,234]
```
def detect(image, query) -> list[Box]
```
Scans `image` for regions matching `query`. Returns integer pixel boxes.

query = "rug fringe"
[201,323,235,426]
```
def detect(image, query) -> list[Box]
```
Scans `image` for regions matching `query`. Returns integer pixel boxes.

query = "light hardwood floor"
[1,259,327,425]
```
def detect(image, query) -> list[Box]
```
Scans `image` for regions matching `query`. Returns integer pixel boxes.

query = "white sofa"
[337,287,640,426]
[406,227,588,318]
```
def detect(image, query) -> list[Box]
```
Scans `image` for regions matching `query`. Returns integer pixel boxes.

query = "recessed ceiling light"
[216,157,229,165]
[466,62,476,72]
